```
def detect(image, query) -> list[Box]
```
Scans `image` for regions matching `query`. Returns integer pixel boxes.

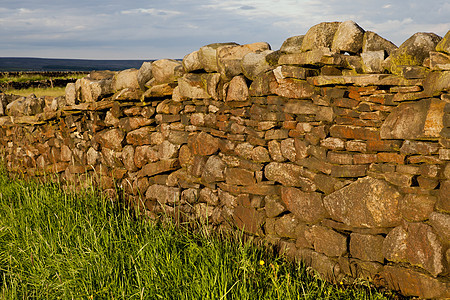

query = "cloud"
[120,8,181,16]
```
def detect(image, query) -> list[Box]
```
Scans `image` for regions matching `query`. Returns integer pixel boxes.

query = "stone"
[134,145,159,168]
[145,184,180,204]
[301,22,341,52]
[151,59,184,84]
[225,168,255,186]
[122,145,137,172]
[400,140,440,155]
[265,162,316,191]
[182,50,203,73]
[438,180,450,212]
[112,88,143,101]
[281,187,327,224]
[249,70,276,96]
[234,142,254,160]
[423,71,450,97]
[137,61,153,90]
[267,140,285,162]
[271,78,315,99]
[280,35,305,53]
[60,144,72,162]
[96,128,125,151]
[126,127,153,145]
[361,51,385,73]
[241,50,273,80]
[86,147,100,165]
[400,194,436,222]
[380,98,446,139]
[158,140,178,160]
[139,159,179,178]
[280,138,296,162]
[265,195,286,218]
[113,68,139,91]
[142,83,176,98]
[320,137,345,150]
[383,222,445,277]
[226,75,248,101]
[6,95,44,116]
[189,132,219,156]
[307,225,347,257]
[429,51,450,70]
[233,205,264,235]
[436,30,450,54]
[217,42,270,80]
[384,32,442,75]
[79,76,113,102]
[362,31,397,55]
[429,212,450,245]
[178,73,220,100]
[201,156,226,183]
[198,42,239,73]
[350,233,384,263]
[273,65,318,80]
[382,265,450,299]
[65,83,77,105]
[272,214,298,238]
[199,187,219,206]
[251,146,271,163]
[331,20,365,54]
[323,177,402,228]
[278,48,344,67]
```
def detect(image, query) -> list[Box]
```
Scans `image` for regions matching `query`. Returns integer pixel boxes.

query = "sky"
[0,0,449,60]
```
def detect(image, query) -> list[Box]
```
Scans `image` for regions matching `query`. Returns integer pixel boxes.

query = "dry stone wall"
[0,21,449,299]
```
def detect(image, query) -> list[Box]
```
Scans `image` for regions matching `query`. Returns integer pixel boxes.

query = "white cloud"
[120,8,181,16]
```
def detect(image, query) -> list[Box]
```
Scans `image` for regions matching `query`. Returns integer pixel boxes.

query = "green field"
[0,170,401,299]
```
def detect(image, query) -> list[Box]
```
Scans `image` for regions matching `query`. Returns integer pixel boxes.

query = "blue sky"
[0,0,449,59]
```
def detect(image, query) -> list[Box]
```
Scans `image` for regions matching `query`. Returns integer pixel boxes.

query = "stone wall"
[0,21,449,299]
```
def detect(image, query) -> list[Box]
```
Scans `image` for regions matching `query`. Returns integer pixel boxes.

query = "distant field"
[0,57,154,72]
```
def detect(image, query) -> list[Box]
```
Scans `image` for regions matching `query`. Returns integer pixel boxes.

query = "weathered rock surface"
[331,20,365,54]
[151,59,184,84]
[436,30,450,54]
[383,222,445,277]
[362,31,397,55]
[280,35,305,54]
[281,187,327,224]
[301,22,341,52]
[323,177,401,228]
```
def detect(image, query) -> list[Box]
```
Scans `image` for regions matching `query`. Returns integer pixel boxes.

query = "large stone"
[201,156,226,183]
[399,194,436,221]
[137,61,153,91]
[274,214,299,238]
[145,184,180,204]
[383,222,445,277]
[361,51,385,73]
[436,30,450,54]
[382,265,450,299]
[323,177,401,228]
[280,35,305,54]
[349,233,384,263]
[79,77,113,102]
[331,20,365,54]
[151,59,183,84]
[178,73,220,100]
[241,50,273,80]
[384,32,442,74]
[423,71,450,97]
[134,145,159,168]
[225,168,255,186]
[380,98,446,139]
[65,83,77,105]
[122,145,137,172]
[182,50,203,73]
[113,68,139,91]
[198,42,239,73]
[362,31,397,55]
[429,212,450,245]
[217,42,270,80]
[226,75,248,101]
[265,162,316,191]
[265,194,287,218]
[307,225,347,257]
[233,206,264,235]
[281,186,327,223]
[189,132,219,156]
[271,78,315,99]
[96,128,125,151]
[126,127,154,145]
[278,48,344,67]
[429,51,450,70]
[139,159,179,178]
[301,22,341,52]
[6,95,44,116]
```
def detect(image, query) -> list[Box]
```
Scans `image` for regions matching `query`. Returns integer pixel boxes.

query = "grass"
[0,170,401,299]
[3,87,66,97]
[0,73,85,85]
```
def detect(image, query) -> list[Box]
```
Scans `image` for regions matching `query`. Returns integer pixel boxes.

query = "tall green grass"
[0,170,401,299]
